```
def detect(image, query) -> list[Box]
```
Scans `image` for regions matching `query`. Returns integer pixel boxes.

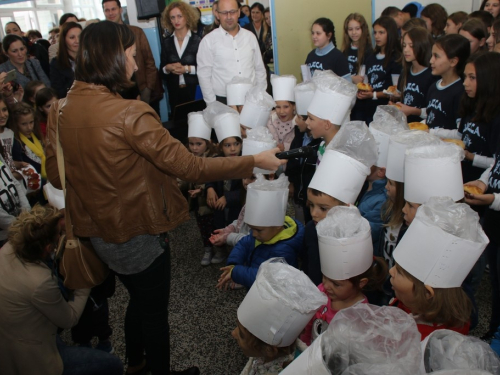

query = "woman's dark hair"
[460,18,488,53]
[9,204,63,265]
[57,22,82,69]
[75,21,135,94]
[2,34,26,54]
[494,18,500,43]
[5,21,22,31]
[400,27,434,97]
[35,87,58,122]
[401,18,427,33]
[421,3,448,37]
[250,2,265,14]
[312,17,336,47]
[448,11,469,27]
[373,16,402,68]
[26,30,42,39]
[59,13,78,26]
[460,52,500,123]
[470,10,495,28]
[381,6,401,17]
[23,80,45,107]
[480,0,500,18]
[434,34,471,78]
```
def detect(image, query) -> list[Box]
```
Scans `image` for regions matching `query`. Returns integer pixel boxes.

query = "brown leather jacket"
[46,81,254,243]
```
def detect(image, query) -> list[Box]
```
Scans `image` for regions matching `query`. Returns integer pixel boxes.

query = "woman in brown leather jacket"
[45,21,283,375]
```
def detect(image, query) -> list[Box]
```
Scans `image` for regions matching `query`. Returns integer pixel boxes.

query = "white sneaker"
[201,249,213,266]
[211,248,226,264]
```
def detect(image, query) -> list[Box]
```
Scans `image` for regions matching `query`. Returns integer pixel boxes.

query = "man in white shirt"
[196,0,267,104]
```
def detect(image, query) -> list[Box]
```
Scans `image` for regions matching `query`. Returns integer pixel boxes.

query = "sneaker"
[211,248,226,264]
[201,249,212,266]
[96,339,114,354]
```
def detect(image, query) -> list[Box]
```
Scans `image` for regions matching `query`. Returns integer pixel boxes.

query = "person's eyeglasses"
[217,9,238,17]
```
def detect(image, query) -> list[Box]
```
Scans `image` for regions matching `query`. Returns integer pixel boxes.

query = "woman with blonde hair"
[160,1,201,110]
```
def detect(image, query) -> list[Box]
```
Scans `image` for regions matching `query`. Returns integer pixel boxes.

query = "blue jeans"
[57,336,123,375]
[117,248,171,375]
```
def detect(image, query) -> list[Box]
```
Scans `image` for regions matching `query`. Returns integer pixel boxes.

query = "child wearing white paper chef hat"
[239,86,276,136]
[178,112,219,266]
[203,102,244,264]
[233,258,327,375]
[422,329,500,374]
[302,121,378,286]
[281,303,422,375]
[217,174,305,290]
[401,143,465,228]
[266,74,298,152]
[389,196,489,340]
[299,206,388,346]
[305,70,357,164]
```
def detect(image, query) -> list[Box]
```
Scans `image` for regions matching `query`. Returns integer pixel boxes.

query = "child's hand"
[465,193,495,206]
[464,150,475,162]
[351,75,364,84]
[215,196,227,210]
[217,265,234,290]
[206,188,218,208]
[211,229,229,246]
[240,125,249,139]
[188,188,201,198]
[357,90,373,100]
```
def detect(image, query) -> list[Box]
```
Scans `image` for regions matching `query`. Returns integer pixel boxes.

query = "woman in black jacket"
[50,22,82,99]
[160,1,201,110]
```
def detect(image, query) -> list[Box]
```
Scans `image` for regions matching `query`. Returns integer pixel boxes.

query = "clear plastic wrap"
[319,304,422,375]
[423,330,500,374]
[312,70,357,97]
[246,127,275,143]
[430,371,494,375]
[316,206,370,239]
[294,80,316,92]
[248,173,289,191]
[254,258,328,314]
[390,129,442,148]
[244,86,276,109]
[202,101,239,127]
[326,121,378,168]
[372,105,408,128]
[417,197,486,243]
[406,143,465,163]
[340,363,411,375]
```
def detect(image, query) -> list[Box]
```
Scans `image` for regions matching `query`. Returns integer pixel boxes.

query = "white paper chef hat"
[309,121,378,204]
[393,197,489,288]
[369,106,409,168]
[316,206,373,280]
[271,74,297,102]
[385,130,442,182]
[239,86,276,129]
[202,101,241,142]
[244,174,289,227]
[237,258,328,347]
[281,303,422,375]
[242,127,277,174]
[422,330,500,374]
[187,111,211,140]
[307,70,357,124]
[404,143,465,204]
[294,80,316,116]
[226,76,253,106]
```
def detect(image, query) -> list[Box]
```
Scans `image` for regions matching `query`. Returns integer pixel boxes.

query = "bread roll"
[357,82,373,91]
[408,122,429,131]
[464,185,483,195]
[443,138,465,149]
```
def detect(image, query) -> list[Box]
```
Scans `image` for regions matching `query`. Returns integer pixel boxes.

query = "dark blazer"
[50,58,74,99]
[160,32,201,108]
[244,23,266,53]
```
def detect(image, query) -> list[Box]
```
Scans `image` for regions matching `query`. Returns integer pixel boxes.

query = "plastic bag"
[326,121,378,168]
[202,101,238,127]
[316,206,370,239]
[417,197,486,243]
[312,70,357,97]
[254,258,328,314]
[340,363,412,375]
[244,86,276,109]
[423,329,500,374]
[406,143,465,163]
[248,173,289,191]
[390,129,442,148]
[321,304,422,375]
[294,80,316,93]
[246,127,275,143]
[372,105,408,128]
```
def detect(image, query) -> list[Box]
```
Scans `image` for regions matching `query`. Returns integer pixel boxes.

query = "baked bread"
[390,103,402,109]
[443,138,465,149]
[408,122,429,131]
[357,82,373,91]
[464,185,483,195]
[386,86,399,94]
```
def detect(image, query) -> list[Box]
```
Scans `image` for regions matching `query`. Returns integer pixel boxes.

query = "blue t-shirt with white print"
[305,46,351,79]
[402,67,438,123]
[425,78,464,130]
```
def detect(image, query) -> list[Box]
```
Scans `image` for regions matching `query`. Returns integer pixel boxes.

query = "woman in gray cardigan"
[0,34,50,89]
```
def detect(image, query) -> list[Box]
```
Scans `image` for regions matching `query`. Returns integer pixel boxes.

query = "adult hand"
[215,196,226,210]
[357,89,373,100]
[171,63,185,75]
[14,85,24,103]
[206,187,218,208]
[216,265,234,290]
[165,62,182,74]
[253,147,287,172]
